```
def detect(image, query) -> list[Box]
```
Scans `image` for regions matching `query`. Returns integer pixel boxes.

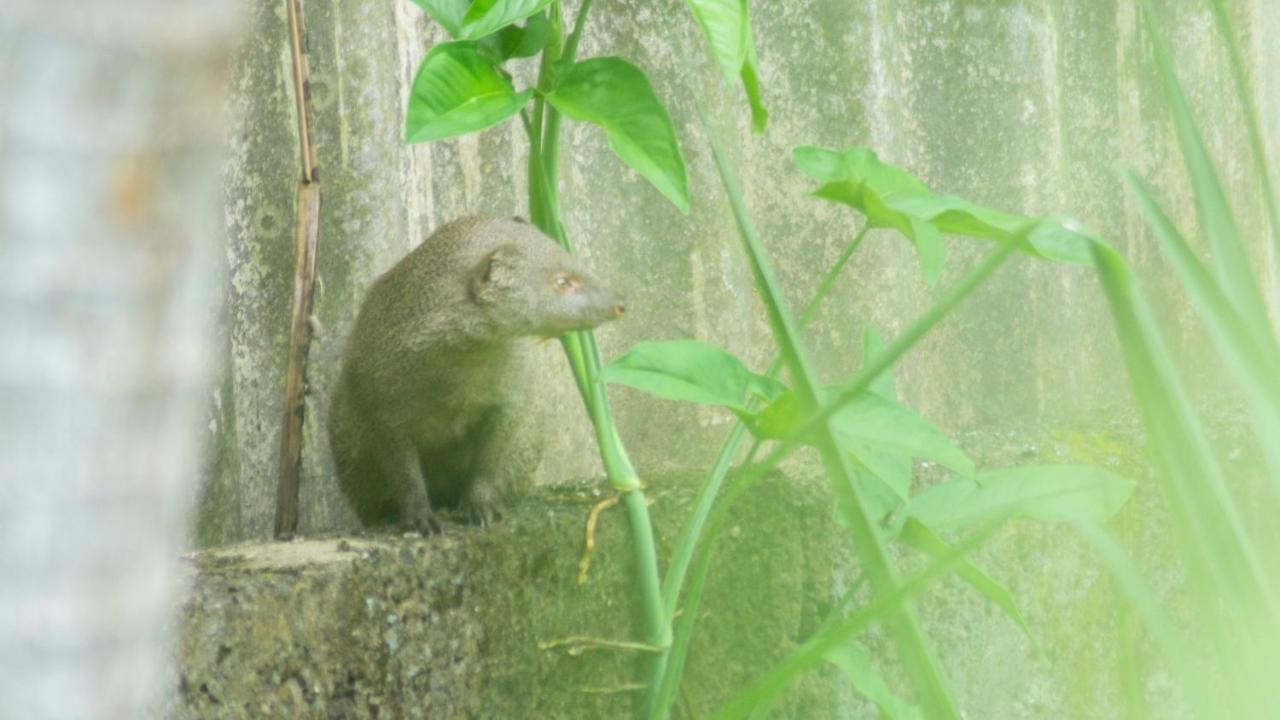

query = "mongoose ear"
[471,244,522,299]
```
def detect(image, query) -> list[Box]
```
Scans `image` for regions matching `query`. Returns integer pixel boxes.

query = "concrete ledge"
[170,472,846,719]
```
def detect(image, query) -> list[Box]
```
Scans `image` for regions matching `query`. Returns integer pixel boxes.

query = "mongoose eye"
[552,273,578,293]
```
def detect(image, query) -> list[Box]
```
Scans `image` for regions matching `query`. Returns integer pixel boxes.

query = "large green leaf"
[404,41,533,143]
[478,12,549,61]
[908,465,1133,531]
[793,146,1096,275]
[545,57,690,212]
[461,0,554,40]
[410,0,552,40]
[684,0,768,131]
[603,339,784,412]
[408,0,469,37]
[755,387,975,481]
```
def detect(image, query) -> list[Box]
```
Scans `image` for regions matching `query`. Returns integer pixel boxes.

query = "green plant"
[401,3,1144,717]
[607,133,1135,717]
[1076,2,1280,718]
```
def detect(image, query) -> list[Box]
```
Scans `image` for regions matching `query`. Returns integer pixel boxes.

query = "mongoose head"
[470,226,626,338]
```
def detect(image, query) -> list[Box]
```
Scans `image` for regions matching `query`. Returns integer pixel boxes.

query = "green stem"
[646,226,870,718]
[527,0,671,681]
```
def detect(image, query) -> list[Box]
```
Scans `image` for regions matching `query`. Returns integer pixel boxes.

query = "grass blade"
[1205,0,1280,301]
[1138,0,1270,337]
[1123,172,1280,480]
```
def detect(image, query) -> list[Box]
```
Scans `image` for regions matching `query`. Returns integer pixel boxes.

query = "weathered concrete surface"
[172,473,847,719]
[203,0,1280,549]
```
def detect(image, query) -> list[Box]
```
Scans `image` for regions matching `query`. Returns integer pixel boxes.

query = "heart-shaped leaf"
[408,0,469,37]
[755,387,975,480]
[460,0,555,40]
[478,12,549,61]
[545,57,690,212]
[684,0,767,131]
[405,41,533,143]
[908,464,1134,530]
[793,146,1098,274]
[603,339,784,411]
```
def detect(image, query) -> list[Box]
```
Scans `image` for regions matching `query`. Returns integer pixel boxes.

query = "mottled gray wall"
[201,0,1279,545]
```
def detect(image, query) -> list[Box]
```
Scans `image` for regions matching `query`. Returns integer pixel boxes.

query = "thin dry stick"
[274,0,322,538]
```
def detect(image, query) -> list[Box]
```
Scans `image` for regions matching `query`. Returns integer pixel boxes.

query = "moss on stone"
[172,470,846,719]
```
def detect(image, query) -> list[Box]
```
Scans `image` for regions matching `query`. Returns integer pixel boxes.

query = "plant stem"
[645,225,869,718]
[527,0,671,680]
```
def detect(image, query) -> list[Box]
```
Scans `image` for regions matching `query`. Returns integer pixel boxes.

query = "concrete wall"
[200,0,1279,545]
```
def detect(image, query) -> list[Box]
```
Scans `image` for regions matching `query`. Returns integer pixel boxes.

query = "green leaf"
[793,146,1097,273]
[684,0,768,131]
[1123,173,1280,479]
[908,465,1134,531]
[899,517,1036,647]
[603,339,784,411]
[846,457,912,528]
[404,41,533,143]
[460,0,555,40]
[824,643,924,720]
[478,11,549,61]
[755,387,975,480]
[545,57,690,212]
[408,0,469,37]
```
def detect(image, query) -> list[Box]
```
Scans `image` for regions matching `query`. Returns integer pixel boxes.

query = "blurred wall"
[200,0,1280,544]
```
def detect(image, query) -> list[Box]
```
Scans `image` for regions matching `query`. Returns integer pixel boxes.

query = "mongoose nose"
[614,302,626,318]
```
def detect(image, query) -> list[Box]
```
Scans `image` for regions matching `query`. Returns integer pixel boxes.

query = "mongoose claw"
[404,506,443,535]
[460,484,502,527]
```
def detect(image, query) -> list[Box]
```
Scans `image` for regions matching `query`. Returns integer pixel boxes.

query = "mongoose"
[329,216,625,533]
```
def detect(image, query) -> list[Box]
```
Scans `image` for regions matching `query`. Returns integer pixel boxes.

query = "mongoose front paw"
[404,506,443,535]
[460,483,502,527]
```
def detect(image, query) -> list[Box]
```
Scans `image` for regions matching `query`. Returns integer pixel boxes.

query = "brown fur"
[329,216,624,532]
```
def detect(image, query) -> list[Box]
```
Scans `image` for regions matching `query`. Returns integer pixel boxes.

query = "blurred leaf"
[603,339,784,411]
[409,0,470,37]
[1138,0,1271,340]
[1091,238,1280,716]
[405,41,533,143]
[461,0,555,40]
[478,12,550,61]
[684,0,768,131]
[899,518,1036,646]
[755,387,975,480]
[1124,173,1280,479]
[793,146,1096,275]
[908,465,1133,531]
[545,57,690,212]
[824,643,924,720]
